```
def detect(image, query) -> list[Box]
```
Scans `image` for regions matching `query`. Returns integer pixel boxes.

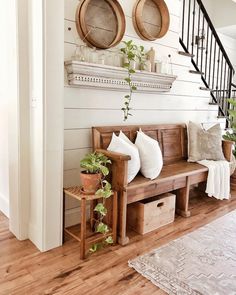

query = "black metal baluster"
[182,0,186,41]
[227,67,230,100]
[200,16,205,74]
[191,0,196,55]
[211,39,217,91]
[223,60,227,114]
[204,25,209,84]
[216,47,220,103]
[208,33,213,88]
[187,0,192,50]
[196,5,201,66]
[220,54,224,113]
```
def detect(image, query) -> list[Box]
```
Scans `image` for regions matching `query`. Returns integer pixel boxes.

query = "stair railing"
[180,0,235,123]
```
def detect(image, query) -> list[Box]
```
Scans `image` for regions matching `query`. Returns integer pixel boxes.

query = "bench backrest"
[92,124,188,166]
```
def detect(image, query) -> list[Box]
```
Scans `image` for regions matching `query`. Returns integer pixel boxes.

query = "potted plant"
[80,151,114,253]
[80,152,111,194]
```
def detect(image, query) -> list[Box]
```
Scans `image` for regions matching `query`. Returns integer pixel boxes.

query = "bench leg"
[112,192,118,244]
[118,191,129,246]
[176,177,191,218]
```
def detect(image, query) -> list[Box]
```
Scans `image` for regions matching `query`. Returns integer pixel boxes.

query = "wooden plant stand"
[63,186,118,259]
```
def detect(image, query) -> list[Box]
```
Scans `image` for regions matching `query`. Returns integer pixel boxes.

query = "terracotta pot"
[80,171,102,194]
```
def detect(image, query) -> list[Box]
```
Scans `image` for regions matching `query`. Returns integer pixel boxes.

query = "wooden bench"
[92,124,232,245]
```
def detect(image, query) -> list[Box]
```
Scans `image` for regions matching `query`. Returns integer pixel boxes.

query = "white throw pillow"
[107,133,140,183]
[135,131,163,180]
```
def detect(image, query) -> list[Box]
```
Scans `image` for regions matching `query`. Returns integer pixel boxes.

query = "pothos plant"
[120,40,146,121]
[90,180,114,252]
[82,153,114,253]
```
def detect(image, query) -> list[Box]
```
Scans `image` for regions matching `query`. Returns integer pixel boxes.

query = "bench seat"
[126,161,208,205]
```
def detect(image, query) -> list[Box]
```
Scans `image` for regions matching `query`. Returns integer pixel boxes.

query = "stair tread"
[178,51,195,57]
[200,87,212,91]
[189,70,204,75]
[209,102,218,105]
[217,115,228,119]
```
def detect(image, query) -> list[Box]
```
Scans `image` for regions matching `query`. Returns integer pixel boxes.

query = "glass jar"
[155,60,162,73]
[144,59,151,72]
[89,47,98,64]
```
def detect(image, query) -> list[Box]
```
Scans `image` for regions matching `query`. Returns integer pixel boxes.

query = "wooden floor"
[1,189,236,295]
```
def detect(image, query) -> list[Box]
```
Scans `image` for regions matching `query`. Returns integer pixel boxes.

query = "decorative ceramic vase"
[80,172,102,194]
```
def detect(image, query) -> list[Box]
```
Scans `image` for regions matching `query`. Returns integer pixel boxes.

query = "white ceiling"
[218,25,236,39]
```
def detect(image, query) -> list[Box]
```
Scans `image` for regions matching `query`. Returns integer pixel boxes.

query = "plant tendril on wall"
[120,40,145,121]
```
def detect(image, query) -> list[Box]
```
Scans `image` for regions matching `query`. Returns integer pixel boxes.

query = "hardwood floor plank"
[0,189,236,294]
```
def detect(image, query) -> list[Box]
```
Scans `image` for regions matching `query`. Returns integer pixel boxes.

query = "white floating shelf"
[65,60,177,93]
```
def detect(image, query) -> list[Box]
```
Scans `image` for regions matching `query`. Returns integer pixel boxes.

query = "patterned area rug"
[129,210,236,295]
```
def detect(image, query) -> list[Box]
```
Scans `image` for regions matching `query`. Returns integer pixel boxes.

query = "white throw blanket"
[198,160,230,200]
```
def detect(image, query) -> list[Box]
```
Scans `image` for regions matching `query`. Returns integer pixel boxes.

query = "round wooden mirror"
[76,0,126,49]
[133,0,170,41]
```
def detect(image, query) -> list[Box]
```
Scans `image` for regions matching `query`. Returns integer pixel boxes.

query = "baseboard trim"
[0,193,9,218]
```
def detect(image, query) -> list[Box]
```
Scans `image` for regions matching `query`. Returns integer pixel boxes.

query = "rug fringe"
[128,260,174,295]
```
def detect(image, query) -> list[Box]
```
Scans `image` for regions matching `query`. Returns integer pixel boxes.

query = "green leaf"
[129,69,135,74]
[100,166,109,176]
[89,243,98,253]
[132,86,137,91]
[125,95,130,98]
[125,77,131,83]
[94,203,107,216]
[96,180,113,199]
[105,236,113,244]
[228,98,236,107]
[128,52,135,60]
[96,222,109,234]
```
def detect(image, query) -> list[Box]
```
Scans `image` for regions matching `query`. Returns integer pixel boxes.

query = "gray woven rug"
[129,210,236,295]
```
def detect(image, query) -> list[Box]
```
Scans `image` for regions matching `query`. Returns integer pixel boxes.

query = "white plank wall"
[64,0,219,226]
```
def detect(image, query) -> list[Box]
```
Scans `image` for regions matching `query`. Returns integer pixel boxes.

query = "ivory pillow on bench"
[188,121,225,162]
[108,133,140,183]
[135,130,163,180]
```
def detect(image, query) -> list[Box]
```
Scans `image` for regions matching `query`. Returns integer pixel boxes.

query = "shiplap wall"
[64,0,220,226]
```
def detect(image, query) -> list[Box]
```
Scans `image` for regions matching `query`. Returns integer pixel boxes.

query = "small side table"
[63,186,118,259]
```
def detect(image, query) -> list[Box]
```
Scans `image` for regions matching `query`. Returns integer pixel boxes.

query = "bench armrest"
[222,140,234,162]
[95,148,130,190]
[95,149,131,162]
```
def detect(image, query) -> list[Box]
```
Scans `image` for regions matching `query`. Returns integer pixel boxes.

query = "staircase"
[179,0,235,128]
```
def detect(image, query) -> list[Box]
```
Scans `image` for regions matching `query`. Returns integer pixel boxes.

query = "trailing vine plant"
[88,157,114,253]
[120,40,146,121]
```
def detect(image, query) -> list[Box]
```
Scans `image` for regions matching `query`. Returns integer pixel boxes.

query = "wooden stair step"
[217,115,228,119]
[178,51,195,58]
[200,87,212,91]
[209,102,218,105]
[189,70,204,75]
